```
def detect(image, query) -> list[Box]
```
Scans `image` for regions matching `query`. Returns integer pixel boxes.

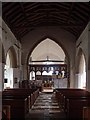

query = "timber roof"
[2,2,90,41]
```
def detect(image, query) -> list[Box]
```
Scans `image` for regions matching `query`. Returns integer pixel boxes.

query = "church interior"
[0,2,90,120]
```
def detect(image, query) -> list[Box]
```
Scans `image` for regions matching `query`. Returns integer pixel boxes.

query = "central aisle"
[26,92,66,120]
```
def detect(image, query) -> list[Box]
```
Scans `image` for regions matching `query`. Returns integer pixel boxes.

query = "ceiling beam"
[2,3,15,14]
[73,11,87,22]
[67,3,74,23]
[12,22,86,29]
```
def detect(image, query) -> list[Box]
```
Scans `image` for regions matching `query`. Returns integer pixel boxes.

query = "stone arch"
[76,48,86,73]
[2,45,6,64]
[76,47,86,89]
[26,36,70,86]
[4,46,18,89]
[88,55,90,70]
[0,39,5,63]
[6,46,17,68]
[26,36,70,65]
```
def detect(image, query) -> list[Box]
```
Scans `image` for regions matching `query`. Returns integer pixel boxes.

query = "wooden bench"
[2,98,27,120]
[3,90,30,113]
[55,88,84,108]
[55,88,90,120]
[63,90,90,111]
[2,105,10,120]
[83,107,90,120]
[3,88,39,109]
[2,88,39,119]
[66,98,90,120]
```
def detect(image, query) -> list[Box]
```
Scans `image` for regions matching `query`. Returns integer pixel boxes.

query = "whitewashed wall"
[21,26,76,84]
[76,22,90,91]
[87,22,90,91]
[0,18,22,90]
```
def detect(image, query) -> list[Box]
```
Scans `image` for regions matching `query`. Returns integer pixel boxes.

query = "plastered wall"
[0,18,22,90]
[76,22,90,91]
[21,26,76,86]
[1,17,90,89]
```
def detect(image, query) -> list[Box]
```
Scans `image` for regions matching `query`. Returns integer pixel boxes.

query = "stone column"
[0,63,4,91]
[70,64,75,88]
[13,68,20,88]
[22,64,28,80]
[75,73,79,88]
[0,62,4,120]
[87,23,90,91]
[87,70,90,91]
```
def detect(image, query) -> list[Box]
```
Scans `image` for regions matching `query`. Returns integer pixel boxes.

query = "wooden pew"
[66,98,90,120]
[55,88,84,108]
[55,89,89,108]
[2,105,10,120]
[2,98,27,120]
[3,88,39,110]
[55,88,90,120]
[2,88,39,119]
[4,88,39,107]
[3,90,30,113]
[62,90,90,111]
[83,107,90,120]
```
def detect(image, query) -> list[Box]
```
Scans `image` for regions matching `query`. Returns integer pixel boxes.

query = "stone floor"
[26,92,66,120]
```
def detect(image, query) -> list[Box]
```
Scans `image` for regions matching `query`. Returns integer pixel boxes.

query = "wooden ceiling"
[2,2,90,41]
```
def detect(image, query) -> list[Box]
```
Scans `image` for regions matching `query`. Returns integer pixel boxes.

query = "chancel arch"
[28,38,69,89]
[22,28,73,82]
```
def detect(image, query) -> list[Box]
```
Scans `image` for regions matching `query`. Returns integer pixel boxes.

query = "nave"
[2,88,90,120]
[26,92,66,120]
[1,2,90,120]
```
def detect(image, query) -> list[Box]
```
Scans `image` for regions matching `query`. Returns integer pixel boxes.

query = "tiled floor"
[26,92,66,120]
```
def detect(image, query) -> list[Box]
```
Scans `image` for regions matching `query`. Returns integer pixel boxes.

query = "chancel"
[0,2,90,120]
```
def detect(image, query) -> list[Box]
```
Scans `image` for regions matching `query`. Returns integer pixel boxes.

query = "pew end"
[2,105,10,120]
[83,107,90,120]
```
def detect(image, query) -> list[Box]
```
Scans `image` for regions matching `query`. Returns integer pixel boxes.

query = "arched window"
[30,71,35,80]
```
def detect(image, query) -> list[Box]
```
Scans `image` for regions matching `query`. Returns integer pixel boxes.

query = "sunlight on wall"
[78,54,86,89]
[30,71,35,80]
[29,38,67,89]
[42,71,53,75]
[4,53,13,89]
[29,38,65,63]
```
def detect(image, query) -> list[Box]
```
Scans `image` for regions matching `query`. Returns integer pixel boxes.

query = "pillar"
[87,23,90,91]
[22,64,28,80]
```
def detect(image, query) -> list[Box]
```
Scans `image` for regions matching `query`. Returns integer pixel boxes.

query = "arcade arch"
[4,46,17,89]
[76,48,86,89]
